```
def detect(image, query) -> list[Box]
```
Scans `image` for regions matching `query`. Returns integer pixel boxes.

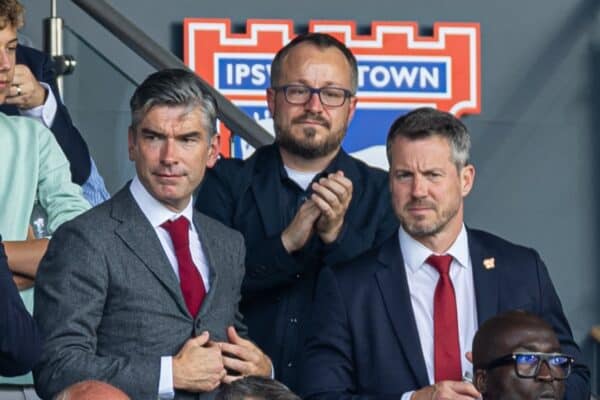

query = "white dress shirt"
[398,224,478,400]
[20,82,57,128]
[129,176,211,399]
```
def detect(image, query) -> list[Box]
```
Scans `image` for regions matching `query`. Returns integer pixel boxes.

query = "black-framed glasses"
[481,352,574,380]
[272,84,353,107]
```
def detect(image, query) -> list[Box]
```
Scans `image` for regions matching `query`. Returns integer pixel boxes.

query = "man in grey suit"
[33,69,272,400]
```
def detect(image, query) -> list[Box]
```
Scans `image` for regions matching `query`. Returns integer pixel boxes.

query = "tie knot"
[161,216,190,250]
[427,254,453,276]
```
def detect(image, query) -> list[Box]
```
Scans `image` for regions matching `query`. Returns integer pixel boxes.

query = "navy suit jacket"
[300,229,590,400]
[0,236,41,377]
[0,45,91,184]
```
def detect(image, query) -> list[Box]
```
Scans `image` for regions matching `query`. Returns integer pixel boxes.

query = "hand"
[311,171,353,244]
[281,199,321,253]
[411,381,480,400]
[5,64,47,109]
[217,326,272,383]
[172,331,226,392]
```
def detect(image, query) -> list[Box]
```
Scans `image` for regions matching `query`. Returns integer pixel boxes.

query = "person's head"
[128,68,220,212]
[216,376,301,400]
[386,107,475,247]
[54,380,130,400]
[0,0,22,103]
[267,33,358,163]
[472,311,570,400]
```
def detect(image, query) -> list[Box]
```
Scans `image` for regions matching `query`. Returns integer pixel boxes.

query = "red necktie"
[162,217,206,317]
[427,254,462,382]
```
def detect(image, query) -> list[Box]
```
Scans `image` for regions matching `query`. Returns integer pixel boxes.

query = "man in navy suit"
[0,235,40,377]
[300,107,590,399]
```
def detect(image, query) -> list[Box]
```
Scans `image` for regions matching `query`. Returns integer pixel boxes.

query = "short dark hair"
[216,376,300,400]
[386,107,471,169]
[0,0,23,29]
[129,68,218,136]
[270,32,358,93]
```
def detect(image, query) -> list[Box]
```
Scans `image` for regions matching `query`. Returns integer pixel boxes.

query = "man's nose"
[160,139,178,164]
[0,50,11,71]
[536,360,554,382]
[304,91,324,113]
[411,175,427,197]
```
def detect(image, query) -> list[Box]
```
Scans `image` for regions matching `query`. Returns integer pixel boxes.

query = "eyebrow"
[140,128,202,138]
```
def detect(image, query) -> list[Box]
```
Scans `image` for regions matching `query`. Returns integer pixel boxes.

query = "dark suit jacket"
[33,185,247,400]
[0,45,91,184]
[195,144,398,391]
[300,229,590,400]
[0,236,41,377]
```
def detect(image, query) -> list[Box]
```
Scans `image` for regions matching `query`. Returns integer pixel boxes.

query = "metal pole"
[44,0,64,95]
[70,0,273,148]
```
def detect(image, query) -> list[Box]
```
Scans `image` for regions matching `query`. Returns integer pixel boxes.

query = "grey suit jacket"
[33,185,246,400]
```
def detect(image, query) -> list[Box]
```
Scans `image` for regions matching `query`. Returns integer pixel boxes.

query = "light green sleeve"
[35,124,91,234]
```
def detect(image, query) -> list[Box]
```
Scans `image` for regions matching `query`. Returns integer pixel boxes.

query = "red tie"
[427,254,462,382]
[161,217,206,317]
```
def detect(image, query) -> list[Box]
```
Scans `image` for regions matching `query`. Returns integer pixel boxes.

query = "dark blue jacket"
[300,229,590,400]
[0,236,41,376]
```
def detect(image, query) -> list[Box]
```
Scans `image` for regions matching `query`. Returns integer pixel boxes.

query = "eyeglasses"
[481,352,574,380]
[272,84,353,107]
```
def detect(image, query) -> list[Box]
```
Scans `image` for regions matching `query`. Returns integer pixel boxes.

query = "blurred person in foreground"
[472,310,570,400]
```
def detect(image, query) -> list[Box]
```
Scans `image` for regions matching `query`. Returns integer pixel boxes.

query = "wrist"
[319,222,343,244]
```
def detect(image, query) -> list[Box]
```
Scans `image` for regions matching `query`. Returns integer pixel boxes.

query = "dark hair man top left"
[33,69,272,400]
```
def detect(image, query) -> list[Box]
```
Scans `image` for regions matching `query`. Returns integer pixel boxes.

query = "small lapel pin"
[483,257,495,270]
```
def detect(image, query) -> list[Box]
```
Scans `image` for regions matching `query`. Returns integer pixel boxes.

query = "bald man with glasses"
[473,310,574,400]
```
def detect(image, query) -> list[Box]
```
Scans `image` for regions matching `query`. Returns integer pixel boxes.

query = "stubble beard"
[400,200,460,239]
[274,114,347,160]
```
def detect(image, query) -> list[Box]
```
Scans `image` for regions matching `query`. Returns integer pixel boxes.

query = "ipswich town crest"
[184,19,480,169]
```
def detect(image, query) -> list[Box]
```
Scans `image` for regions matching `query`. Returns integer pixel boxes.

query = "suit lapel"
[192,212,220,318]
[468,229,500,325]
[375,236,429,388]
[250,145,284,237]
[111,187,190,317]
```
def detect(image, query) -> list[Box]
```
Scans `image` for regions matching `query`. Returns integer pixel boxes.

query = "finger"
[224,326,253,347]
[311,193,336,218]
[222,373,244,384]
[465,351,473,363]
[311,181,344,206]
[220,342,256,363]
[447,381,480,398]
[190,331,210,346]
[325,172,353,194]
[297,200,321,220]
[222,355,253,375]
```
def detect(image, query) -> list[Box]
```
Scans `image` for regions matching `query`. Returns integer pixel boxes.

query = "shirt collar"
[277,143,344,181]
[399,224,470,273]
[129,175,194,229]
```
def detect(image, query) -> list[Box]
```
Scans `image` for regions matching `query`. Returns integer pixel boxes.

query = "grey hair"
[129,68,218,136]
[386,107,471,170]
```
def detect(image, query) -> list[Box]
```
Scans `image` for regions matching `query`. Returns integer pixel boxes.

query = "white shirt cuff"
[158,356,175,399]
[20,82,57,127]
[401,391,414,400]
